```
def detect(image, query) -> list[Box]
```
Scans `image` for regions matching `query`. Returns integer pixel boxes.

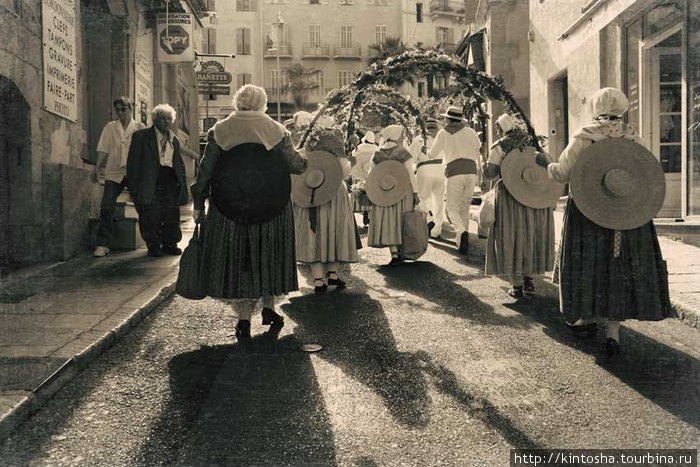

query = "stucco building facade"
[1,0,205,273]
[529,0,700,220]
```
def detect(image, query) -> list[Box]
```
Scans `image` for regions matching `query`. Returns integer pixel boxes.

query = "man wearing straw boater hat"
[428,106,482,254]
[536,87,672,359]
[410,118,445,238]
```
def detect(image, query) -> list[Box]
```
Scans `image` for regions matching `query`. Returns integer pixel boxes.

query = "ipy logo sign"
[160,26,190,55]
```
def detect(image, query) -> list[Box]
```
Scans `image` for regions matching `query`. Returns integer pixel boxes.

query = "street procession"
[1,0,699,465]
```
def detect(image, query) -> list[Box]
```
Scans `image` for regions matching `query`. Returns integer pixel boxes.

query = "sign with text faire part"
[156,13,195,63]
[42,0,78,122]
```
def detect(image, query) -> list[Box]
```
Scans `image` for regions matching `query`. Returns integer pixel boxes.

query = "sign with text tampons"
[42,0,78,122]
[156,13,194,63]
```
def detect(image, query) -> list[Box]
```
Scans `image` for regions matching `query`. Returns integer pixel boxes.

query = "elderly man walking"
[429,106,482,254]
[92,97,145,257]
[127,104,189,257]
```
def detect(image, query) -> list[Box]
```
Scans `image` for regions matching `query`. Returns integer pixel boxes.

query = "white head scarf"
[362,131,376,144]
[379,125,404,150]
[589,87,629,117]
[293,111,313,128]
[233,85,268,112]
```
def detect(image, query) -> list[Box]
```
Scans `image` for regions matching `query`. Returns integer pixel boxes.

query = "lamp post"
[275,11,284,122]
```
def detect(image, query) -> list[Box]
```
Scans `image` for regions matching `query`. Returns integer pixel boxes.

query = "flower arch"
[299,49,543,153]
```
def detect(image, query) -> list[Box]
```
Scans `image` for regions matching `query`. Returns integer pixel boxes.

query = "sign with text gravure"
[156,13,194,63]
[42,0,78,122]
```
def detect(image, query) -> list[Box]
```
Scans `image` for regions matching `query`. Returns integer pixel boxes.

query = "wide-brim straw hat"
[501,146,564,209]
[211,143,291,224]
[366,160,411,207]
[570,138,665,230]
[291,151,343,208]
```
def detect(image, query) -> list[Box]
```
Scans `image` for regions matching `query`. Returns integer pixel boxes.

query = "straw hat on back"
[500,146,564,209]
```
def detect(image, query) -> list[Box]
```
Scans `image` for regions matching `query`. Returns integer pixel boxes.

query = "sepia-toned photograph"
[0,0,699,465]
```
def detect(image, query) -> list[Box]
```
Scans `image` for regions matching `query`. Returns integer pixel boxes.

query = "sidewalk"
[0,216,195,440]
[468,206,700,329]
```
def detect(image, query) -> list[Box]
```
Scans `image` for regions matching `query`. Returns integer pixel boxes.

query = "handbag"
[401,210,429,260]
[175,222,206,300]
[478,187,496,231]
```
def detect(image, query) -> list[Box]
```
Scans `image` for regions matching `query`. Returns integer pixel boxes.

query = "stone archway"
[0,76,31,275]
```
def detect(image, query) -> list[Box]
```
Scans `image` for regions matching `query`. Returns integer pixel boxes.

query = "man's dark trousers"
[97,178,127,246]
[135,166,182,251]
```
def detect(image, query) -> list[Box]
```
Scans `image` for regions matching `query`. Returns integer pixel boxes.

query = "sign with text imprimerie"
[42,0,78,122]
[156,13,194,63]
[197,60,232,95]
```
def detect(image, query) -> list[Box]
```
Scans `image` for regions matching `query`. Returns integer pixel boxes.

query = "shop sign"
[42,0,78,122]
[156,13,194,62]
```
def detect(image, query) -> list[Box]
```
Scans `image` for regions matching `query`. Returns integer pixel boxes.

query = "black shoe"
[326,272,346,288]
[523,276,535,294]
[458,232,469,255]
[508,286,524,299]
[362,212,370,226]
[567,322,598,339]
[427,221,436,235]
[387,257,403,267]
[235,319,251,340]
[314,280,328,294]
[604,338,620,359]
[147,247,164,257]
[162,244,182,255]
[261,308,284,326]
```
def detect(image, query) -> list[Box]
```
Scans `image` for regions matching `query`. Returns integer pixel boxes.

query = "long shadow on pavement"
[376,260,531,329]
[139,329,338,467]
[505,278,700,431]
[283,269,432,429]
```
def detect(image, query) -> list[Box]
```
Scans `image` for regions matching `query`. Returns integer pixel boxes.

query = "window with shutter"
[341,26,353,47]
[375,25,386,44]
[416,3,423,23]
[310,25,321,47]
[243,28,251,54]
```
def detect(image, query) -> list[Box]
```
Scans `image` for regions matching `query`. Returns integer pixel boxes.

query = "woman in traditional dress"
[191,85,308,340]
[482,114,556,298]
[294,118,359,294]
[351,131,378,227]
[537,87,672,358]
[367,125,420,266]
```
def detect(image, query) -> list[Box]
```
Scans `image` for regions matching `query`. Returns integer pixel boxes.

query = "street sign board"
[198,85,230,95]
[156,13,194,62]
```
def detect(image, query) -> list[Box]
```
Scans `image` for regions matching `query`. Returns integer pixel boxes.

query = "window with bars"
[375,25,387,45]
[338,70,353,87]
[341,26,353,47]
[236,28,251,55]
[309,25,321,47]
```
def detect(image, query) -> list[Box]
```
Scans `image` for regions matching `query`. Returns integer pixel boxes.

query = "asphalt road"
[1,232,699,467]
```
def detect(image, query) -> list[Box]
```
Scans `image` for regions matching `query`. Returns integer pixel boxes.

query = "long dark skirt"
[200,201,299,299]
[557,198,672,324]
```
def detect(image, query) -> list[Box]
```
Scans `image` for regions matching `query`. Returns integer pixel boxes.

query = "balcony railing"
[264,88,292,103]
[333,43,362,59]
[264,43,293,58]
[430,0,467,20]
[302,43,331,59]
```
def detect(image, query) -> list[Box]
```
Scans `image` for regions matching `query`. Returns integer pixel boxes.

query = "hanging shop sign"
[156,12,195,63]
[197,60,232,95]
[42,0,78,122]
[135,51,153,125]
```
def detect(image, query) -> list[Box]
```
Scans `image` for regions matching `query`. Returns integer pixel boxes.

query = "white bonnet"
[233,85,268,112]
[362,131,376,144]
[381,124,404,142]
[293,111,313,128]
[590,87,629,117]
[496,114,518,133]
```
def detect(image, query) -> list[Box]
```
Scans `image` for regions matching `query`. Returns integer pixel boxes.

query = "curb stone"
[0,272,178,442]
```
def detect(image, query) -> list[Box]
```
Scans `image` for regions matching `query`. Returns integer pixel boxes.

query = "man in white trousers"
[428,106,482,255]
[409,118,444,238]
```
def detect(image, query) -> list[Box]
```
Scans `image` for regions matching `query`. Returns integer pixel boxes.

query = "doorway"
[0,76,31,275]
[642,26,685,218]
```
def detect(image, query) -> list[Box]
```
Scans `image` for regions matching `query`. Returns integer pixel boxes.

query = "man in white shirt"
[428,106,482,254]
[411,118,444,238]
[127,104,189,257]
[92,97,145,257]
